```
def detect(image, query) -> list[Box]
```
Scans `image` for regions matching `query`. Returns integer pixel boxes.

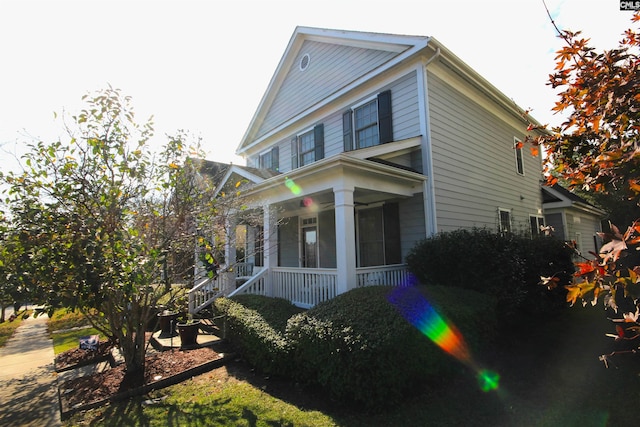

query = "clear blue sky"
[0,0,635,170]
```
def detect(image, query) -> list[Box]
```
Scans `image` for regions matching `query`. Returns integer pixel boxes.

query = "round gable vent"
[299,53,310,71]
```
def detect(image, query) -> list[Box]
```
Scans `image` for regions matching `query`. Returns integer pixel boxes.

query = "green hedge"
[213,294,303,375]
[216,286,498,410]
[405,229,573,320]
[286,286,497,409]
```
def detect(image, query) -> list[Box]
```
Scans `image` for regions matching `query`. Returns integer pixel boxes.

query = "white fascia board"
[242,153,426,201]
[213,165,266,197]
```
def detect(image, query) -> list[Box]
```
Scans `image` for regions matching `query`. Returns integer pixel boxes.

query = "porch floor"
[150,325,224,351]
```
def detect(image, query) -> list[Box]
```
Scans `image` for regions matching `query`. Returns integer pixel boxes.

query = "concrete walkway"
[0,314,61,426]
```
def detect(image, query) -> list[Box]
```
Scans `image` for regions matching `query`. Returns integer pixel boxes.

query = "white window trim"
[299,215,319,268]
[259,149,272,168]
[295,127,315,167]
[514,137,525,176]
[498,207,512,233]
[351,95,380,150]
[529,214,545,236]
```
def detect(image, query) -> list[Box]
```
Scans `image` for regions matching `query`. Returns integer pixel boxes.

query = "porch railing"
[188,271,234,314]
[189,264,414,313]
[272,267,338,309]
[229,267,268,298]
[356,264,414,288]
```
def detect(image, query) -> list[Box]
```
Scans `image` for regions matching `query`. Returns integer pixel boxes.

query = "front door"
[301,217,318,268]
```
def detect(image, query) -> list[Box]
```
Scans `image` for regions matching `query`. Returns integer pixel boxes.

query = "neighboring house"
[542,184,606,257]
[189,26,547,312]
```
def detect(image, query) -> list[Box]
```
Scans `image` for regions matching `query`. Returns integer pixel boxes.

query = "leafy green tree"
[0,87,210,378]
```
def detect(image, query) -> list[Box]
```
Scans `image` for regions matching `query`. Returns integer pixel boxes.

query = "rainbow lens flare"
[388,286,499,392]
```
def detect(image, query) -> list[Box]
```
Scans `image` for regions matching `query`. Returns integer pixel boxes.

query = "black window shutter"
[342,110,353,152]
[290,137,298,169]
[378,90,393,144]
[271,146,279,171]
[314,124,324,161]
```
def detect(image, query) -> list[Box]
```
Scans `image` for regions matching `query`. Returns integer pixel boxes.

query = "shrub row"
[405,229,574,320]
[214,285,497,410]
[213,294,303,375]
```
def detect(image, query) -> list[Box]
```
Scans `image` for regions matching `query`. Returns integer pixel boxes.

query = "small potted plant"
[176,314,201,348]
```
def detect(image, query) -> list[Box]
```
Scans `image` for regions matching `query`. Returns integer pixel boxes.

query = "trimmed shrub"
[213,294,304,375]
[286,285,498,410]
[405,229,573,320]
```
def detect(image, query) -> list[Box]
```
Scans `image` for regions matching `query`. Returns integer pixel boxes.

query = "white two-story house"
[189,26,546,312]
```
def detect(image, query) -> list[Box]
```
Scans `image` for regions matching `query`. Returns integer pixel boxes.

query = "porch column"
[223,218,237,293]
[224,218,237,270]
[334,186,356,294]
[262,204,276,296]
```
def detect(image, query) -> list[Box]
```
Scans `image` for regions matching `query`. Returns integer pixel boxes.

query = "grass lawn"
[47,308,104,355]
[51,326,104,355]
[0,310,32,348]
[64,305,640,426]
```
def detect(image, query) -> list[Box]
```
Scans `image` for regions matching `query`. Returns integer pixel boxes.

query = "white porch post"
[223,218,237,293]
[246,226,256,266]
[262,204,276,296]
[334,186,356,294]
[224,219,237,270]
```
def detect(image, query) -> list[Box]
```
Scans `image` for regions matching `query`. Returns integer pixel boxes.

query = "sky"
[0,0,636,172]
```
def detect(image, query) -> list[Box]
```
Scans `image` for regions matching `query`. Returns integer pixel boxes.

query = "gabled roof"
[236,26,430,155]
[236,26,546,157]
[541,184,606,217]
[213,163,281,197]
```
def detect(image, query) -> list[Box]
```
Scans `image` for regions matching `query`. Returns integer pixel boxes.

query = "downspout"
[419,47,441,237]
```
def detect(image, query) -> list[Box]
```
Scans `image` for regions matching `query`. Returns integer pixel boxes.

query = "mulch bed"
[54,341,115,372]
[56,342,229,419]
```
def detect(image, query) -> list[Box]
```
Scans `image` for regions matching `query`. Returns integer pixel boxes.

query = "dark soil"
[57,343,227,410]
[55,341,115,372]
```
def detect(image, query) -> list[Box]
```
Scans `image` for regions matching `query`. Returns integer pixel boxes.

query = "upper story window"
[354,98,379,149]
[291,124,324,169]
[343,90,393,152]
[259,146,279,171]
[514,138,524,175]
[299,130,315,166]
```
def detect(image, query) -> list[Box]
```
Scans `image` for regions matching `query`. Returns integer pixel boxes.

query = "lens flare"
[388,286,499,392]
[388,286,471,364]
[477,369,500,392]
[285,178,302,195]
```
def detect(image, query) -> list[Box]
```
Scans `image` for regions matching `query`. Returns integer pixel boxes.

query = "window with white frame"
[499,208,512,234]
[529,215,545,237]
[354,98,379,149]
[290,124,324,169]
[514,138,524,175]
[343,90,393,152]
[259,147,279,171]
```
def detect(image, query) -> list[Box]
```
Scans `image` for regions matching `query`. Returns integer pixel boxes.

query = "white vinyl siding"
[256,40,397,139]
[427,71,542,233]
[398,193,426,259]
[266,72,422,173]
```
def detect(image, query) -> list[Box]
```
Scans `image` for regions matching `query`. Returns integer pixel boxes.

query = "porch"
[188,263,414,313]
